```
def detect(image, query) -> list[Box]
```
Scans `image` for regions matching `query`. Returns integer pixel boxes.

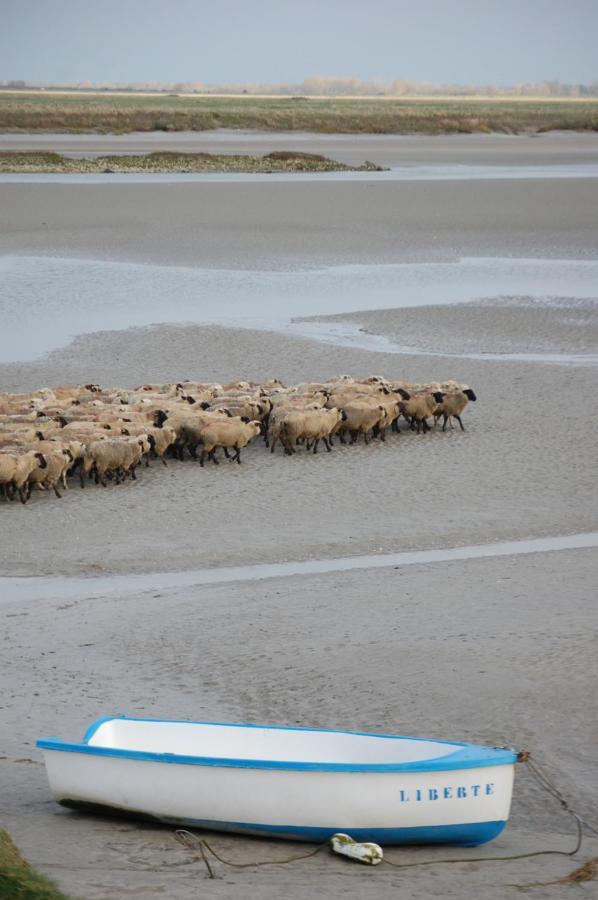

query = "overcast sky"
[3,0,597,85]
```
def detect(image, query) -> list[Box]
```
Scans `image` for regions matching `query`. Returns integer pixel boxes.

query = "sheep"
[337,400,389,445]
[165,411,235,460]
[146,425,177,465]
[280,408,345,455]
[81,436,149,487]
[27,447,74,499]
[0,451,20,500]
[114,424,176,466]
[374,396,402,439]
[198,420,262,466]
[211,399,266,424]
[268,402,322,453]
[326,383,391,412]
[270,391,328,407]
[23,439,85,487]
[399,391,445,434]
[118,435,151,480]
[433,387,477,431]
[259,378,285,391]
[0,426,46,444]
[364,375,390,385]
[0,449,47,503]
[0,374,478,501]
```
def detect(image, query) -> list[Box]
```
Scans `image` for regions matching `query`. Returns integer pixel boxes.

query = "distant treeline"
[3,76,598,98]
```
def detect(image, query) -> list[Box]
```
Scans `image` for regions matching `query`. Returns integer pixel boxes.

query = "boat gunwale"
[36,715,518,773]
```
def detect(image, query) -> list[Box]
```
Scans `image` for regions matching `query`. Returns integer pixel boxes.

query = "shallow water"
[3,164,598,185]
[290,320,598,366]
[2,532,596,604]
[2,255,597,363]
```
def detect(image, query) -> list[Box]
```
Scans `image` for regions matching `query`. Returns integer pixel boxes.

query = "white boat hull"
[38,717,517,845]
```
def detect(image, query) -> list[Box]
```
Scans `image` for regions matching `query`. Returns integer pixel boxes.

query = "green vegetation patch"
[0,830,68,900]
[1,92,598,134]
[0,150,384,173]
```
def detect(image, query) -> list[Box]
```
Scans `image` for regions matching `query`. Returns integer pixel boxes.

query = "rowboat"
[37,716,517,845]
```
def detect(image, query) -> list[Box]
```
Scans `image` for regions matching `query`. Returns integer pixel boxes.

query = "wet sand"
[304,298,598,358]
[3,550,597,898]
[1,136,597,898]
[2,176,598,267]
[0,310,597,580]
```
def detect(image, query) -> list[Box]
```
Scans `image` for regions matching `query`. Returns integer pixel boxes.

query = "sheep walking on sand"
[0,374,477,503]
[0,449,47,503]
[399,391,445,434]
[27,447,74,499]
[433,387,477,431]
[280,407,345,455]
[198,420,262,466]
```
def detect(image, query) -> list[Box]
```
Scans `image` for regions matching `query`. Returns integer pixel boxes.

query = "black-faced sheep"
[433,388,477,431]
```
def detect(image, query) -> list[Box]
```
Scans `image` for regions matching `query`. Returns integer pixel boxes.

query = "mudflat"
[3,550,597,898]
[2,175,598,267]
[2,129,598,166]
[1,134,597,899]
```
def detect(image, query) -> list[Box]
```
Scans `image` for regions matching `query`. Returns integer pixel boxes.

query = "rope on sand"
[174,831,329,877]
[173,751,598,881]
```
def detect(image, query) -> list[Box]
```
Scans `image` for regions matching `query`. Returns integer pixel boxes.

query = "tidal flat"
[1,133,597,899]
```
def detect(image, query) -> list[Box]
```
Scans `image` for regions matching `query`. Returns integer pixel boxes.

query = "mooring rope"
[522,754,598,837]
[174,830,329,877]
[173,751,597,879]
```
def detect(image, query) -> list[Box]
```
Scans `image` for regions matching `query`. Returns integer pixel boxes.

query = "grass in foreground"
[0,150,384,174]
[1,92,597,134]
[0,830,68,900]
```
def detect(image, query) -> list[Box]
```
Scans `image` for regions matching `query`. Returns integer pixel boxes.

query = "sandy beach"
[1,133,598,899]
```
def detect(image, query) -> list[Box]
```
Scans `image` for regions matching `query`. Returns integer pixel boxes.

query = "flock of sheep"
[0,375,476,504]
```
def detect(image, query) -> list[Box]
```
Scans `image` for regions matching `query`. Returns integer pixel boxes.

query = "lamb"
[433,388,477,431]
[0,449,47,503]
[199,420,261,466]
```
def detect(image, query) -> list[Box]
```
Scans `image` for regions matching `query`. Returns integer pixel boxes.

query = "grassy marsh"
[1,92,598,134]
[0,150,383,173]
[0,829,68,899]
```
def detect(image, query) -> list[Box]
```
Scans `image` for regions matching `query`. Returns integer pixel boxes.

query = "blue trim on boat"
[82,715,121,743]
[37,716,517,773]
[106,812,508,846]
